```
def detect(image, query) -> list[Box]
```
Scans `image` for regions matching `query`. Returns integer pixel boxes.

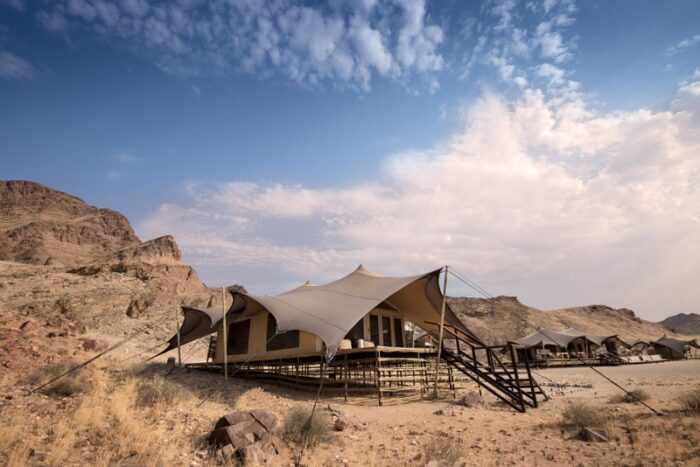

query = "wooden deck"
[187,346,467,405]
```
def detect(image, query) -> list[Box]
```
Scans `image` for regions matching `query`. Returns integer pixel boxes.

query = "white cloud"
[35,0,444,91]
[667,32,700,56]
[679,68,700,96]
[0,50,35,80]
[462,0,578,100]
[139,84,700,319]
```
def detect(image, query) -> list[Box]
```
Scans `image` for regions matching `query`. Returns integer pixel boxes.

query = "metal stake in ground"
[433,265,448,400]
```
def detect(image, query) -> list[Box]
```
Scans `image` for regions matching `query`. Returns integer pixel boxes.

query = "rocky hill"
[0,180,225,368]
[659,313,700,335]
[448,296,691,345]
[0,180,140,266]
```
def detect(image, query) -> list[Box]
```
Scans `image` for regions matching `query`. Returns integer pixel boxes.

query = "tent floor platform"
[186,346,468,405]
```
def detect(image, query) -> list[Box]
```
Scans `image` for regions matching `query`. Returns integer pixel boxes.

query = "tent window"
[266,314,300,351]
[345,318,364,343]
[369,315,379,345]
[228,320,250,355]
[393,318,404,347]
[382,316,391,346]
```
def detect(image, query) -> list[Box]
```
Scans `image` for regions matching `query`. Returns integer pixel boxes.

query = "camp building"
[163,266,545,411]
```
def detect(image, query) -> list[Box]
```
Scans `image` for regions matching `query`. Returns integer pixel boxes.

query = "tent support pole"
[433,265,448,399]
[176,306,182,367]
[222,286,228,380]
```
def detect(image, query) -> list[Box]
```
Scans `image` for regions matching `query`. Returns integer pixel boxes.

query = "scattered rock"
[457,391,486,408]
[19,320,36,332]
[209,410,286,465]
[334,416,350,432]
[81,338,108,352]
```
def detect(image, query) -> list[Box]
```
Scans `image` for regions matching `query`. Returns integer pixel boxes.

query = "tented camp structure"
[509,328,629,366]
[164,266,546,411]
[651,336,700,360]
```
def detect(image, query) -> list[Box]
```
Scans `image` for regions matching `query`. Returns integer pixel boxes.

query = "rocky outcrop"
[209,411,286,465]
[0,180,140,266]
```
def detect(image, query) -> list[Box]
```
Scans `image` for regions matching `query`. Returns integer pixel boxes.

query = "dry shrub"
[680,388,700,413]
[422,433,464,465]
[562,402,608,430]
[27,362,92,396]
[284,406,330,447]
[610,388,650,404]
[135,378,191,407]
[0,411,32,466]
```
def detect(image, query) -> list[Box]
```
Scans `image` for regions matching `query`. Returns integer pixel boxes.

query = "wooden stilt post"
[433,265,448,400]
[175,305,182,366]
[222,286,228,380]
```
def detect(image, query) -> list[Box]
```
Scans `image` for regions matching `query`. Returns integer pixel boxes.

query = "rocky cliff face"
[0,180,218,347]
[0,180,140,266]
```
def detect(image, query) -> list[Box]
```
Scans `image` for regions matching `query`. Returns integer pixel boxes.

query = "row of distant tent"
[510,327,700,360]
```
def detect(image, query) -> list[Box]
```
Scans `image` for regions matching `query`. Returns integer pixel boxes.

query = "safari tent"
[509,328,626,363]
[162,265,547,410]
[163,265,468,363]
[652,336,694,360]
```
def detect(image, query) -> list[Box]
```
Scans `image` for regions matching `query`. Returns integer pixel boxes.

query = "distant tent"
[652,336,688,360]
[510,327,625,361]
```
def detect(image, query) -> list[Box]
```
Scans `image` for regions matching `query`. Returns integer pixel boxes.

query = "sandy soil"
[2,355,698,467]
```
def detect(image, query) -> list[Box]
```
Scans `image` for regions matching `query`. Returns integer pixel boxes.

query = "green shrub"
[680,388,700,413]
[27,362,92,396]
[284,406,330,447]
[610,388,650,404]
[135,379,190,407]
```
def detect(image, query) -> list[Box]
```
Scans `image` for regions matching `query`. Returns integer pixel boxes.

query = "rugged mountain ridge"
[448,296,691,345]
[659,313,700,335]
[0,180,140,266]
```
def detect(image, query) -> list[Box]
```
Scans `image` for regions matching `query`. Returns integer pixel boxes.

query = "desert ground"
[1,343,698,467]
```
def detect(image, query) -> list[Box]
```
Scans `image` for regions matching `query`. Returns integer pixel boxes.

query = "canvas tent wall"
[162,265,471,363]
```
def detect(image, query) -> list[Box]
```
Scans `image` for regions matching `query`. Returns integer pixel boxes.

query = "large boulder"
[209,410,286,465]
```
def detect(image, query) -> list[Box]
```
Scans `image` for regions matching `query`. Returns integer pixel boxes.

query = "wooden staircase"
[206,335,217,362]
[426,322,548,412]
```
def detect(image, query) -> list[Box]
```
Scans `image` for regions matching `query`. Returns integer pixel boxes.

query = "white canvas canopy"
[164,265,470,360]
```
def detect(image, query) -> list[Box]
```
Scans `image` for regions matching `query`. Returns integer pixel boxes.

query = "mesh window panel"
[382,316,391,346]
[266,314,300,351]
[369,315,380,345]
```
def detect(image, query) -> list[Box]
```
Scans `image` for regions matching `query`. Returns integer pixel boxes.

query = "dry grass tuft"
[561,402,609,441]
[680,388,700,413]
[610,388,651,404]
[135,377,191,407]
[27,361,93,396]
[284,406,330,447]
[421,433,464,466]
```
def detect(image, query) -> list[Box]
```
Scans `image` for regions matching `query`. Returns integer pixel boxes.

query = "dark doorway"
[228,320,250,355]
[369,315,379,344]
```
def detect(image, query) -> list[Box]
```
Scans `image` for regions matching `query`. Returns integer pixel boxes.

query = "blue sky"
[1,0,699,320]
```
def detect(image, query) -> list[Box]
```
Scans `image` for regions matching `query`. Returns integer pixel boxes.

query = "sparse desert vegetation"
[680,387,700,413]
[284,406,331,447]
[610,388,651,404]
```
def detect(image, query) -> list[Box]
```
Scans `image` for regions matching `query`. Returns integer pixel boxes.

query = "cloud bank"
[140,75,700,319]
[36,0,444,90]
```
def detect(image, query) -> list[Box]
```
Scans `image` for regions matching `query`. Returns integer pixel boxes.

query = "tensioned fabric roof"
[161,265,471,360]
